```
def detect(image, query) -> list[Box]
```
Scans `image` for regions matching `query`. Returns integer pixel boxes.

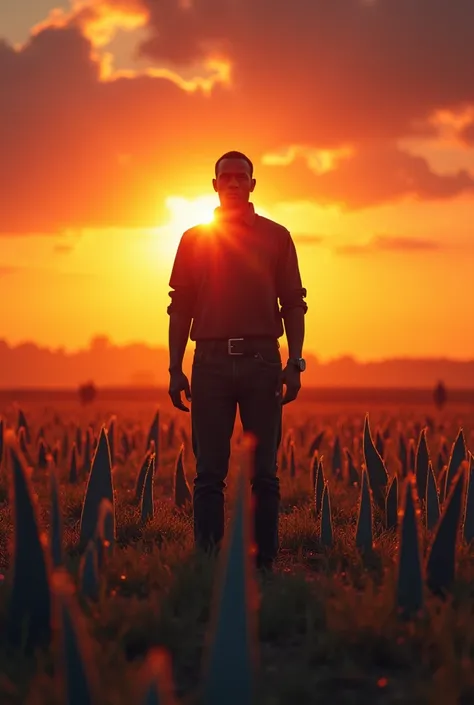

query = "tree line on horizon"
[0,336,472,389]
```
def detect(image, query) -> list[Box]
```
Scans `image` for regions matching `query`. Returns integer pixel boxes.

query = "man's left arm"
[276,230,308,403]
[277,229,308,354]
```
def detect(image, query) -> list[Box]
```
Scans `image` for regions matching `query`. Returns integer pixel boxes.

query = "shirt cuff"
[279,288,308,315]
[167,288,194,316]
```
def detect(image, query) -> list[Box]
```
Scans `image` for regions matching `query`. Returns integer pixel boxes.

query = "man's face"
[213,158,256,208]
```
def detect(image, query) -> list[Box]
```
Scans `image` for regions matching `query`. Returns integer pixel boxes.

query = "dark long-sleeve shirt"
[167,202,307,340]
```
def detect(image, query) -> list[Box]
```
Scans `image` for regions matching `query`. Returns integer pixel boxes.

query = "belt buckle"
[228,338,244,355]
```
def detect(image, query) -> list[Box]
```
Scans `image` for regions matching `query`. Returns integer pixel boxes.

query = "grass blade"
[6,434,52,652]
[174,444,192,508]
[396,474,424,619]
[385,474,398,531]
[141,454,155,525]
[355,466,373,554]
[320,481,333,548]
[49,455,63,568]
[415,427,430,509]
[426,462,467,598]
[444,429,467,500]
[201,435,258,705]
[462,452,474,544]
[52,570,100,705]
[79,426,115,550]
[363,413,388,509]
[139,648,178,705]
[425,461,440,531]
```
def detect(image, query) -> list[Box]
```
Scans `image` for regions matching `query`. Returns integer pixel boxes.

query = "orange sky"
[1,0,474,362]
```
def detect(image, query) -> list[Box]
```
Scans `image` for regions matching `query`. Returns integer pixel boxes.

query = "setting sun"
[166,195,217,229]
[148,195,218,260]
[144,194,219,267]
[150,195,273,262]
[152,195,276,261]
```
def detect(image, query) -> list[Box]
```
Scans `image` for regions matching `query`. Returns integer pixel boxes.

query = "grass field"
[0,390,473,705]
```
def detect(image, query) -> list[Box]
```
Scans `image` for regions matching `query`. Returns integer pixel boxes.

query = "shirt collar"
[213,201,256,227]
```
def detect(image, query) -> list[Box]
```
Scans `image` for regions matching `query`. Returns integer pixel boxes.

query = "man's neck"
[220,203,248,216]
[214,201,255,226]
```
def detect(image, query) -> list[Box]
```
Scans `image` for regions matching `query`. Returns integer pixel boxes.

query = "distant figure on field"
[433,379,447,410]
[78,380,97,405]
[167,151,308,573]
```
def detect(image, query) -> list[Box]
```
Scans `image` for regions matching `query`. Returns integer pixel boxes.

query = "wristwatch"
[287,357,306,372]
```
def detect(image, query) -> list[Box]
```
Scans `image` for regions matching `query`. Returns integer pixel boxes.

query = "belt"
[195,337,280,356]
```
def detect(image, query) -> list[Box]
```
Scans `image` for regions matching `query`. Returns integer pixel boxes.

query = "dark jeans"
[190,339,283,567]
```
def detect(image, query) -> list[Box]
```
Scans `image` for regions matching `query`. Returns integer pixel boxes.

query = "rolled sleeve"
[167,230,196,317]
[167,287,195,316]
[277,230,308,316]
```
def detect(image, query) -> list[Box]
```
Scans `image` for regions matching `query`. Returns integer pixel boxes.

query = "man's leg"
[191,354,237,554]
[237,353,283,569]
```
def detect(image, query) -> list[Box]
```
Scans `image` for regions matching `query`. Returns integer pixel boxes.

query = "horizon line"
[0,338,473,365]
[1,384,472,393]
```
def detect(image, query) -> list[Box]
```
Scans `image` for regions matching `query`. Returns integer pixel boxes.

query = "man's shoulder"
[178,224,207,246]
[255,214,290,236]
[181,224,201,238]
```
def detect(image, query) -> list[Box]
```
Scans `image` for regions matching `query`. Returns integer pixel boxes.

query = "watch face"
[290,358,306,371]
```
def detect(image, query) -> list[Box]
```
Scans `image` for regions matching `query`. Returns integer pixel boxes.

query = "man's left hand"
[281,364,301,405]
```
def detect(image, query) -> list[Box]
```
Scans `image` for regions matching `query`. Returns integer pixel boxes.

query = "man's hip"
[194,336,280,358]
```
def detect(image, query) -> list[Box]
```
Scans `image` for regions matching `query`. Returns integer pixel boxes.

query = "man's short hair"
[215,151,254,178]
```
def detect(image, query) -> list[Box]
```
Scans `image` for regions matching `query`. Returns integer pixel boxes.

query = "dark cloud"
[0,25,249,234]
[459,122,474,146]
[335,234,442,255]
[258,146,474,209]
[136,0,474,145]
[1,0,474,234]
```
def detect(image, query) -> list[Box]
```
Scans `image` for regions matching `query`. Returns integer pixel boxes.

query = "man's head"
[213,151,256,210]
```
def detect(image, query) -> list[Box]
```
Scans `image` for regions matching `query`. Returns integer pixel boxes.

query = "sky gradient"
[1,0,474,362]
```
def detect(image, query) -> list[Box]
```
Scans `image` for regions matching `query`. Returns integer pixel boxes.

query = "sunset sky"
[1,0,474,363]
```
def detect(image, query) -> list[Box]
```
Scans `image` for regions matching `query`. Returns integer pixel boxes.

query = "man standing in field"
[167,151,308,572]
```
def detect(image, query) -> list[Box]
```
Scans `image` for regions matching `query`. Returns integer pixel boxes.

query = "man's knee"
[194,470,227,490]
[251,474,280,494]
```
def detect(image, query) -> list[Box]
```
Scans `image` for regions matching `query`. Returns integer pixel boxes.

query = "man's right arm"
[167,230,195,373]
[168,311,192,373]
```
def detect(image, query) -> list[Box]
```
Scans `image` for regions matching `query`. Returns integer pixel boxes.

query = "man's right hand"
[168,369,192,412]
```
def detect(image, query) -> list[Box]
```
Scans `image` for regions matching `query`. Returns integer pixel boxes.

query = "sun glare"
[148,195,217,263]
[166,195,217,230]
[148,194,273,267]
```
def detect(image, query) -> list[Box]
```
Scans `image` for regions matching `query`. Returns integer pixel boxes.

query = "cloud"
[334,234,442,255]
[30,0,148,48]
[292,234,325,245]
[0,264,98,281]
[1,0,474,234]
[0,24,233,234]
[136,0,474,144]
[53,243,75,254]
[459,122,474,146]
[52,230,84,253]
[257,146,474,209]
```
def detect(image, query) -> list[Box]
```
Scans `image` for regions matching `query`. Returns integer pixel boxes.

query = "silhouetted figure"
[433,380,447,410]
[78,380,97,405]
[167,150,308,573]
